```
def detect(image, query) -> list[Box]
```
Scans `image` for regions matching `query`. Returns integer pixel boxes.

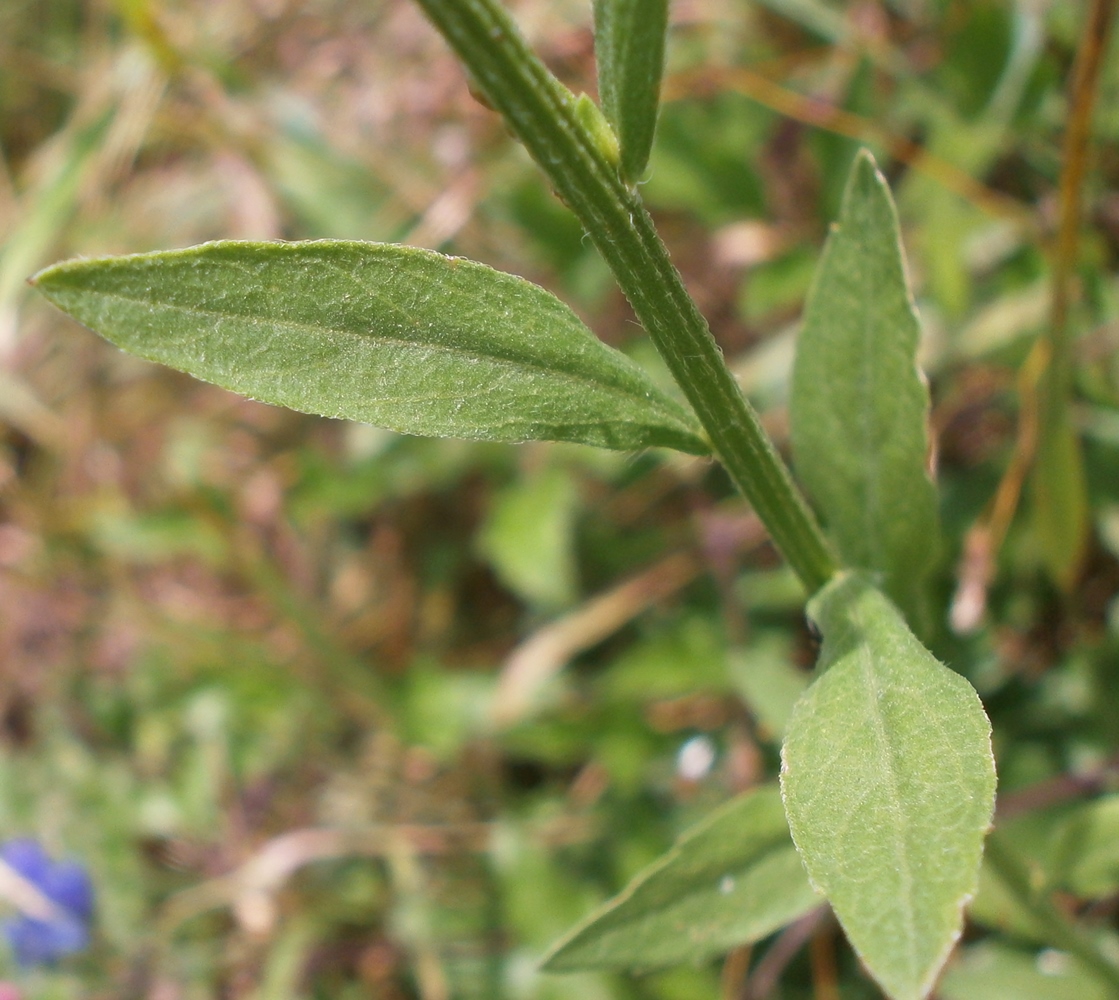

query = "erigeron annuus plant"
[28,2,1011,998]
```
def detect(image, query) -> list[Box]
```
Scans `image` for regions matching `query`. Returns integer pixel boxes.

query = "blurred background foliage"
[3,0,1119,997]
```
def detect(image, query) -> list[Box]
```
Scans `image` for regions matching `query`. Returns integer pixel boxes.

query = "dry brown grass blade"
[156,822,494,939]
[664,65,1033,227]
[494,508,771,727]
[951,340,1049,632]
[951,0,1116,630]
[492,549,704,727]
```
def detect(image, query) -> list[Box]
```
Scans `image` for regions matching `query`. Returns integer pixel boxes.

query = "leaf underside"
[33,240,708,455]
[781,573,995,1000]
[542,784,819,971]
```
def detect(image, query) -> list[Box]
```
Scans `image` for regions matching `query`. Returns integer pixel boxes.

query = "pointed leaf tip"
[791,150,939,628]
[33,240,708,455]
[543,785,819,971]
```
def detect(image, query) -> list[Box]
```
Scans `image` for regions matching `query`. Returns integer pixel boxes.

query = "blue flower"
[0,840,93,967]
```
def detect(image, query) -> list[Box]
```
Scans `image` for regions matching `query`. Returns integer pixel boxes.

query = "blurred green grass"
[3,0,1119,997]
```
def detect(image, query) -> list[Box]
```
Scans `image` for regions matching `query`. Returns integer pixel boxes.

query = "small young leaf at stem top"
[593,0,670,183]
[790,150,939,627]
[781,573,996,1000]
[542,783,819,971]
[32,240,708,455]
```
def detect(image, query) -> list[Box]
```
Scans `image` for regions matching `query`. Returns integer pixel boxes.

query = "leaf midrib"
[851,595,920,987]
[72,286,695,424]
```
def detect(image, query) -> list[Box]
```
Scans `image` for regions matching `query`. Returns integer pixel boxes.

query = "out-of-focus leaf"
[937,1,1015,119]
[781,573,996,1000]
[728,635,808,741]
[88,505,227,565]
[738,245,818,325]
[644,94,769,225]
[751,0,848,44]
[1031,406,1089,590]
[263,131,397,241]
[593,0,669,182]
[402,662,496,760]
[0,109,114,327]
[950,280,1048,362]
[939,942,1111,1000]
[477,464,579,608]
[32,241,708,454]
[983,3,1046,125]
[809,58,874,223]
[899,107,1002,321]
[791,150,939,626]
[542,784,819,971]
[968,803,1069,942]
[968,859,1048,942]
[600,617,729,702]
[1051,795,1119,898]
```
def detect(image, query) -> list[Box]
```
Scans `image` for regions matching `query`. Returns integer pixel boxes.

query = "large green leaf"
[593,0,669,183]
[542,784,819,971]
[32,241,707,455]
[790,151,939,624]
[781,573,996,1000]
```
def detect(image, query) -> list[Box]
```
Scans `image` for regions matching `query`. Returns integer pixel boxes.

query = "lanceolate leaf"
[790,151,939,624]
[781,573,996,1000]
[542,784,819,971]
[593,0,669,183]
[32,241,707,455]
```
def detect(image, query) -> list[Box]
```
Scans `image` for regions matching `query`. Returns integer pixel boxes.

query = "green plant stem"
[414,0,837,593]
[983,832,1119,993]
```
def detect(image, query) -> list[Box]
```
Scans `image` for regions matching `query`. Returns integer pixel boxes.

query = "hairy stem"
[413,0,837,593]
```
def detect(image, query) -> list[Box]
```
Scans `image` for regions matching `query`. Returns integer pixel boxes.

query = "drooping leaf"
[593,0,669,182]
[790,151,939,626]
[781,573,996,1000]
[542,784,819,971]
[32,241,708,455]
